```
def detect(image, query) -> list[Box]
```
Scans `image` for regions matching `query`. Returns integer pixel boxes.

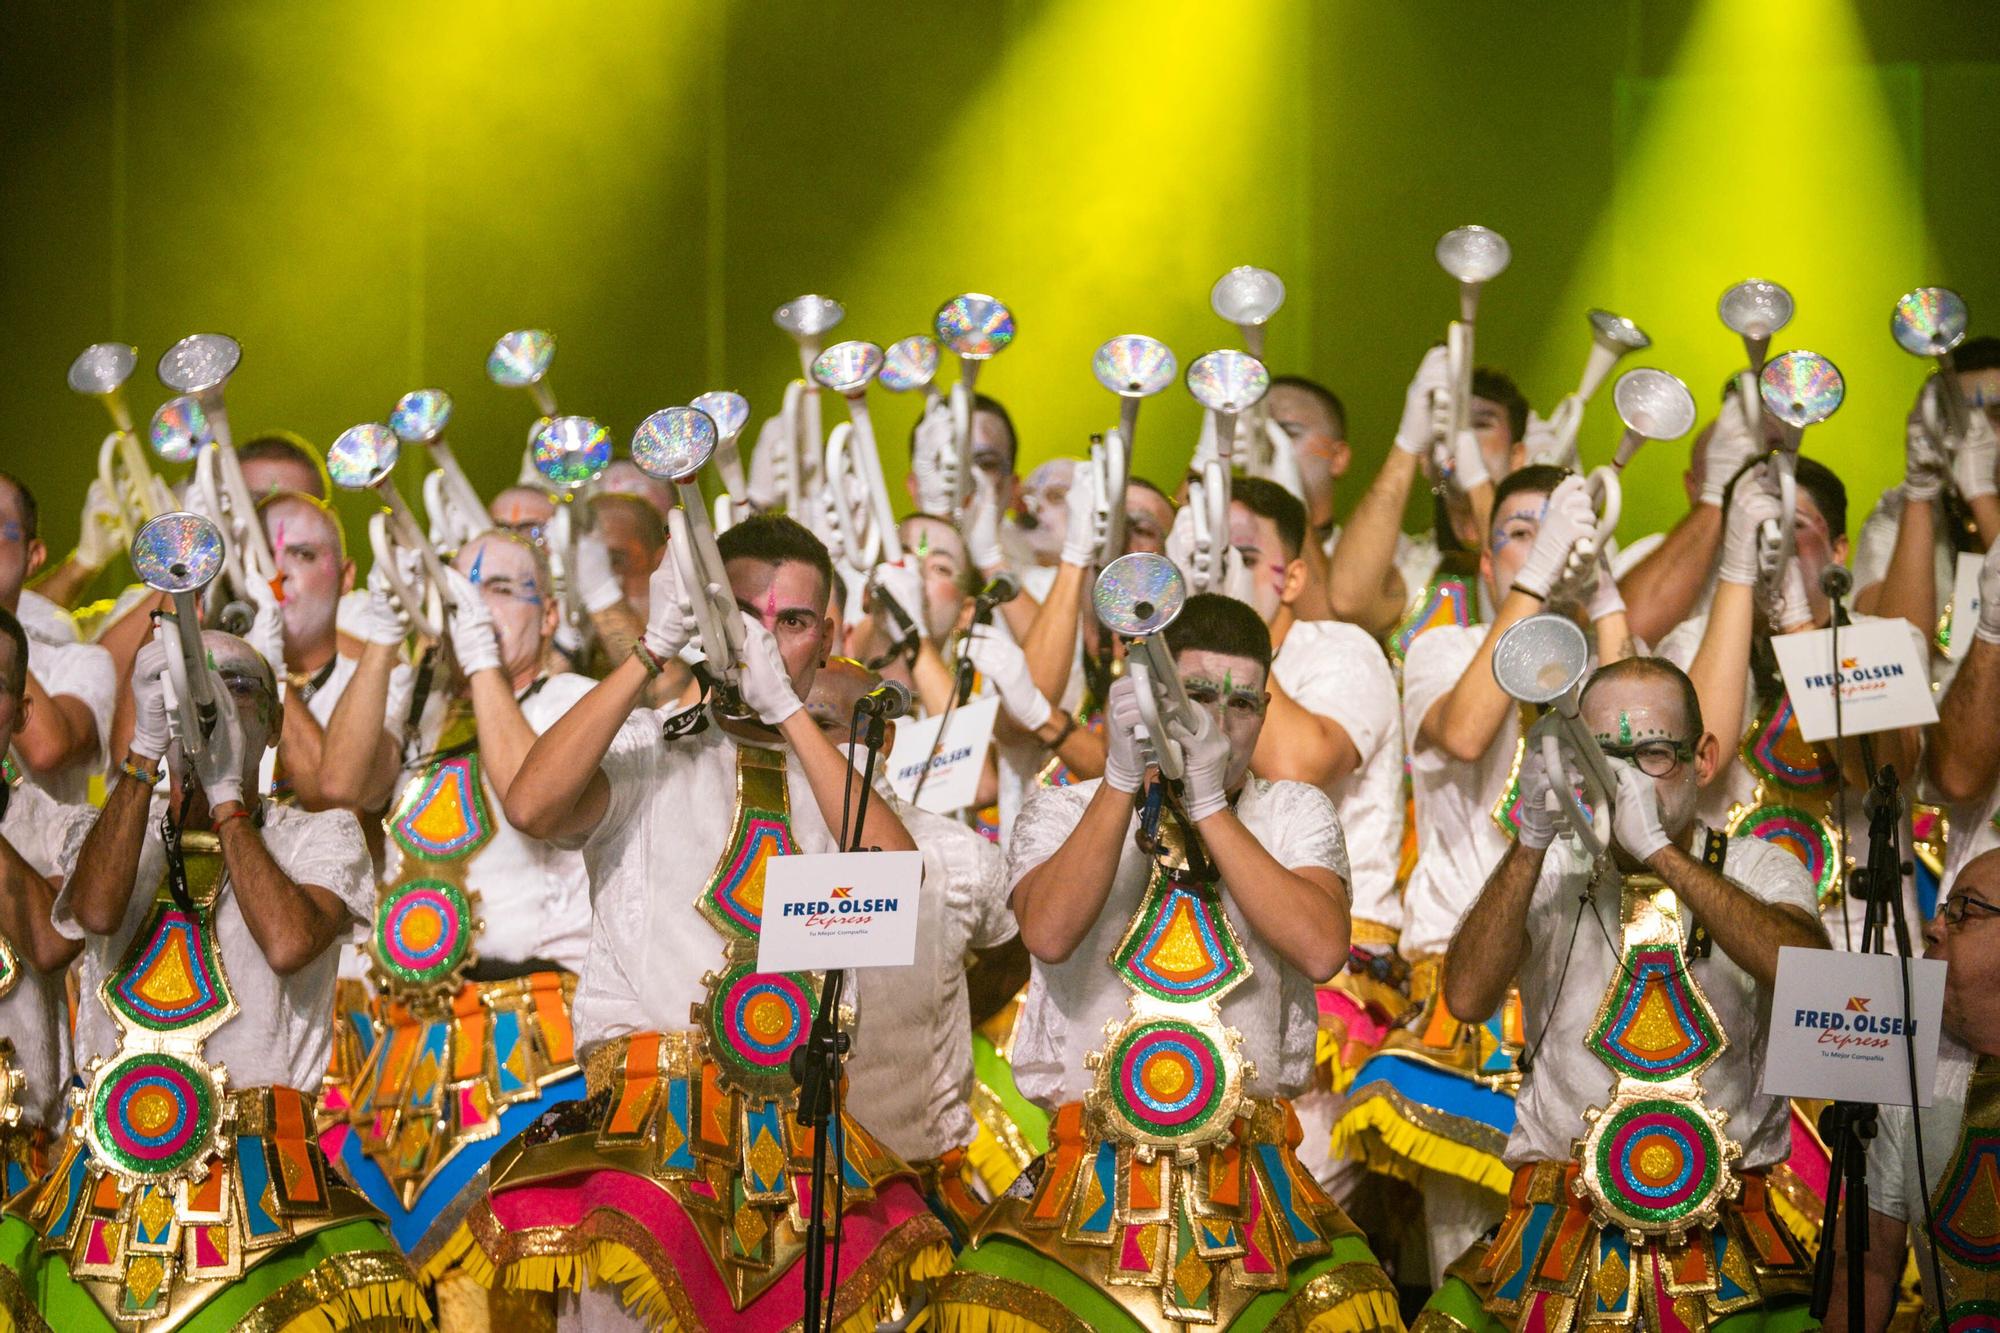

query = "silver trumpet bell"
[1491,612,1619,860]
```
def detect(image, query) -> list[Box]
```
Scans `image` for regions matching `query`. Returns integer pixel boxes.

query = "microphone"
[957,571,1023,704]
[1819,565,1852,600]
[854,678,912,720]
[218,600,255,636]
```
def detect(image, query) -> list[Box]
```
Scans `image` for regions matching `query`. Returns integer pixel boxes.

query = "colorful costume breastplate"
[371,710,492,1010]
[1387,553,1478,671]
[1724,692,1844,906]
[1573,859,1742,1241]
[1925,1053,2000,1329]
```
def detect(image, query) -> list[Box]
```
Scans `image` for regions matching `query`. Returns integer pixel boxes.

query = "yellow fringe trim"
[933,1280,1402,1333]
[1316,1026,1362,1095]
[1765,1184,1821,1257]
[964,1120,1025,1197]
[269,1277,433,1333]
[1330,1095,1513,1198]
[418,1219,485,1289]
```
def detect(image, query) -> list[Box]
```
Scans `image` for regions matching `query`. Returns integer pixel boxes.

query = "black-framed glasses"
[1942,892,2000,928]
[1599,739,1695,778]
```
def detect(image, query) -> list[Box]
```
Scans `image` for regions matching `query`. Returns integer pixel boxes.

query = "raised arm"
[216,804,355,975]
[1445,837,1547,1024]
[1010,782,1135,964]
[1929,545,2000,803]
[1417,587,1540,763]
[317,639,404,812]
[1251,677,1360,789]
[0,829,80,971]
[1327,351,1447,632]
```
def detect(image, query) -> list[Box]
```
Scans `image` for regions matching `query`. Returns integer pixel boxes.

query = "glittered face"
[455,535,554,680]
[1017,458,1074,560]
[1174,648,1268,792]
[899,516,971,641]
[489,487,556,545]
[1484,490,1548,602]
[1581,675,1700,837]
[1227,501,1291,623]
[263,498,347,653]
[727,557,832,699]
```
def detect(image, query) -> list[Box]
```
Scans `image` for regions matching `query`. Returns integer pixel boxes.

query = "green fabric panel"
[1417,1274,1819,1333]
[952,1231,1386,1331]
[971,1031,1050,1155]
[1418,1275,1505,1332]
[0,1215,403,1333]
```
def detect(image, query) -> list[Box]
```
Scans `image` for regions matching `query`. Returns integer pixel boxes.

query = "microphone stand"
[792,693,888,1333]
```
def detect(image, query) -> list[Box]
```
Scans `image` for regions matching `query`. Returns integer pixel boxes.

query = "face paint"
[1490,509,1542,552]
[1619,711,1632,745]
[763,585,778,621]
[1587,703,1681,748]
[914,529,932,558]
[0,522,22,543]
[468,546,486,585]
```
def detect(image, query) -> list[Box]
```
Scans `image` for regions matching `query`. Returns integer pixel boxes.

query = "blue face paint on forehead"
[468,545,486,585]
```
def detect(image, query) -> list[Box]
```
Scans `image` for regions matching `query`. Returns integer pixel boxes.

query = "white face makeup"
[1174,647,1269,793]
[456,535,555,684]
[1581,676,1700,840]
[1227,503,1290,623]
[263,498,346,662]
[727,557,833,700]
[900,516,972,641]
[1484,490,1548,603]
[1017,458,1075,560]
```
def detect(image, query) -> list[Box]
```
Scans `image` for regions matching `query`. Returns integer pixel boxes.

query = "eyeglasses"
[1941,892,2000,928]
[1183,683,1267,719]
[1599,739,1694,778]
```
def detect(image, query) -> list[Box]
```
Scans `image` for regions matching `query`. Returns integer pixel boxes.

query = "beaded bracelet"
[632,642,667,679]
[119,756,161,786]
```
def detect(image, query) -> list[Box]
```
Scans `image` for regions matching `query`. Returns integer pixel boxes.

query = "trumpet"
[1433,226,1512,481]
[529,415,613,631]
[881,335,961,513]
[1718,279,1793,441]
[1891,287,1972,444]
[690,390,751,531]
[1090,334,1176,563]
[773,295,845,515]
[934,293,1017,515]
[631,406,749,717]
[1094,554,1204,850]
[130,513,227,763]
[813,341,902,567]
[70,342,175,545]
[1181,350,1270,596]
[1491,612,1619,861]
[488,329,559,417]
[1532,310,1652,469]
[1755,350,1845,579]
[328,424,457,641]
[157,334,278,603]
[390,389,490,554]
[1579,368,1698,562]
[1208,267,1297,488]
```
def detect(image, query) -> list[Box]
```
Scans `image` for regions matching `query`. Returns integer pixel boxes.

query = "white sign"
[884,695,999,815]
[1770,617,1939,741]
[1761,945,1945,1107]
[1950,551,1985,662]
[756,851,924,972]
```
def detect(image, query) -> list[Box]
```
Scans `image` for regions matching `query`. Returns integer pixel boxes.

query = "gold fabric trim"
[232,1249,426,1333]
[1265,1263,1406,1331]
[1349,917,1401,949]
[930,1270,1091,1332]
[1337,1079,1514,1171]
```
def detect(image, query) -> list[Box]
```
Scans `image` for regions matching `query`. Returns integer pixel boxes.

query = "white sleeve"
[276,809,375,927]
[1263,781,1351,884]
[1866,1104,1911,1223]
[587,711,668,854]
[962,835,1017,951]
[1274,623,1398,767]
[1400,625,1480,747]
[1724,837,1820,920]
[30,640,116,767]
[1006,783,1093,895]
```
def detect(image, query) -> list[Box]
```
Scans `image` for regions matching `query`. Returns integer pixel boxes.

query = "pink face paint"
[763,585,779,624]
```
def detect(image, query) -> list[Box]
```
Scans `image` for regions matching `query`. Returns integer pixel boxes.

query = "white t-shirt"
[1505,832,1817,1169]
[1400,623,1518,958]
[22,636,115,805]
[378,674,596,973]
[847,793,1016,1163]
[0,781,86,1127]
[14,590,76,645]
[1270,621,1405,935]
[1006,776,1349,1111]
[1941,782,2000,897]
[53,801,374,1093]
[570,718,842,1056]
[1867,1032,1977,1310]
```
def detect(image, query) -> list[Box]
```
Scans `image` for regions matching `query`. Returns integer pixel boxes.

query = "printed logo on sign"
[831,886,853,901]
[1799,655,1907,701]
[1791,999,1919,1054]
[1846,996,1870,1013]
[1763,947,1944,1108]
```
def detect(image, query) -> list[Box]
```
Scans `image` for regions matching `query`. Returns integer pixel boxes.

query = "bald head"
[805,658,880,742]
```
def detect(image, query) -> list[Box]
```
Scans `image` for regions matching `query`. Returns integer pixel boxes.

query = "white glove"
[964,471,1005,575]
[1102,675,1148,794]
[1510,477,1597,601]
[442,567,501,676]
[872,560,929,643]
[570,530,624,614]
[1609,759,1671,863]
[1953,407,1999,503]
[1060,461,1100,568]
[1451,425,1491,492]
[1394,346,1451,456]
[75,479,124,571]
[1903,386,1951,502]
[738,613,802,725]
[1765,556,1815,633]
[1976,539,2000,646]
[745,414,789,514]
[910,402,959,516]
[189,677,247,808]
[352,552,418,647]
[130,638,174,762]
[1523,397,1583,469]
[1584,553,1626,625]
[642,551,695,658]
[243,573,287,679]
[965,623,1052,731]
[1701,390,1764,507]
[1513,746,1557,850]
[1173,707,1232,823]
[1718,474,1782,587]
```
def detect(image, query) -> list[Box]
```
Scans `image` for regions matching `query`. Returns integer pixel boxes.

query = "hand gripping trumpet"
[1181,350,1270,596]
[1756,350,1845,579]
[773,295,846,515]
[70,342,176,546]
[1491,612,1620,862]
[934,293,1017,515]
[1890,286,1972,445]
[1090,335,1177,564]
[327,423,457,640]
[1579,368,1699,563]
[155,334,278,603]
[130,513,228,763]
[1718,279,1793,442]
[1094,554,1205,847]
[1534,310,1652,469]
[1433,226,1512,481]
[631,406,750,718]
[389,389,490,553]
[813,340,902,567]
[881,336,963,512]
[690,390,752,532]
